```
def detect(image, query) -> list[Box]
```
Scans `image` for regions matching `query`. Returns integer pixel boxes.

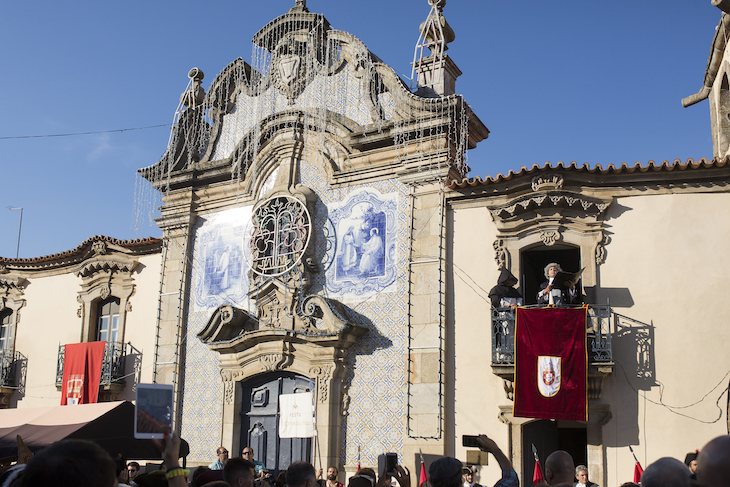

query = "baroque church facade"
[2,2,730,487]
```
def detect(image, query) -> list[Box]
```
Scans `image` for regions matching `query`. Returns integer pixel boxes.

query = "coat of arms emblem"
[537,356,561,397]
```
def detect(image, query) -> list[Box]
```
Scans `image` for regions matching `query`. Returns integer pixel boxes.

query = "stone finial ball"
[188,67,204,81]
[428,0,446,10]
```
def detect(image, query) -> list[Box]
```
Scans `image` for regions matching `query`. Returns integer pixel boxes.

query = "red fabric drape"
[60,341,106,405]
[514,307,588,421]
[533,460,545,484]
[633,462,643,483]
[419,462,428,487]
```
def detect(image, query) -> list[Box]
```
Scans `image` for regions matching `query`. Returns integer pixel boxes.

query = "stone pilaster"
[154,188,197,433]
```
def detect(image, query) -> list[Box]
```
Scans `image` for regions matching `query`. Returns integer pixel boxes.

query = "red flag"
[633,462,643,483]
[514,307,588,421]
[60,341,106,405]
[419,462,428,487]
[533,460,545,484]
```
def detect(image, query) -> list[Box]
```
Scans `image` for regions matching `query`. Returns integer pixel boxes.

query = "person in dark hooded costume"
[489,269,523,360]
[488,268,523,309]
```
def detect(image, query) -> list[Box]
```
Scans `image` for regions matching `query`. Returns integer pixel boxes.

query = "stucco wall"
[449,191,730,487]
[449,204,507,483]
[9,251,161,408]
[599,192,730,486]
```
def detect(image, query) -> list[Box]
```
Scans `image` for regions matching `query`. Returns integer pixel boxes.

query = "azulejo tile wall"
[180,149,409,466]
[300,156,409,468]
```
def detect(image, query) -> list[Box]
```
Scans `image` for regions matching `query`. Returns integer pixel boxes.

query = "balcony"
[491,305,614,400]
[0,348,27,407]
[56,342,136,400]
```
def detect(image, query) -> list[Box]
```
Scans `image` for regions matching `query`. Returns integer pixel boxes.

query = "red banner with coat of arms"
[513,307,587,421]
[60,341,106,406]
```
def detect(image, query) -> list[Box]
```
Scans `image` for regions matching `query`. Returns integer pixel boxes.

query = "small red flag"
[633,462,643,483]
[533,460,545,484]
[419,462,428,487]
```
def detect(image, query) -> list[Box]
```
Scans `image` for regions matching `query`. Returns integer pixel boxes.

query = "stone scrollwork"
[100,284,111,300]
[92,240,108,255]
[595,234,611,265]
[502,379,514,402]
[341,384,350,416]
[531,174,564,192]
[259,353,291,372]
[221,369,235,405]
[540,230,561,247]
[309,365,335,403]
[493,239,508,269]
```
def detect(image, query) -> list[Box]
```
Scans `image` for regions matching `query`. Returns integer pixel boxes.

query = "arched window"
[96,297,120,343]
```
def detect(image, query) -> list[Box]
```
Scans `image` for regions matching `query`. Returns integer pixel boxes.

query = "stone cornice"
[75,256,139,278]
[448,158,730,195]
[488,190,612,221]
[0,236,161,273]
[0,276,27,289]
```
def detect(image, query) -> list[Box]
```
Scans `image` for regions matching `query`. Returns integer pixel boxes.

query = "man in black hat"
[461,466,481,487]
[683,451,698,480]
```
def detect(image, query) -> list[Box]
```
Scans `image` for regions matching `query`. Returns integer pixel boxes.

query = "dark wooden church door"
[240,373,314,477]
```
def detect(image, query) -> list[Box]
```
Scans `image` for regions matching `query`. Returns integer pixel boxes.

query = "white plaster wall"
[599,192,730,486]
[11,252,162,408]
[13,272,83,408]
[449,205,508,483]
[119,253,163,396]
[450,191,730,487]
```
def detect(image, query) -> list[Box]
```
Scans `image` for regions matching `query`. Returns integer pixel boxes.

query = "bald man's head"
[698,435,730,487]
[545,450,574,486]
[641,457,689,487]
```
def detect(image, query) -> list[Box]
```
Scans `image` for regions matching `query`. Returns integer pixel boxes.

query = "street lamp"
[8,207,23,259]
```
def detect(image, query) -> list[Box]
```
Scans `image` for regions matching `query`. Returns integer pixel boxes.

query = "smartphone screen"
[462,435,480,448]
[135,383,174,439]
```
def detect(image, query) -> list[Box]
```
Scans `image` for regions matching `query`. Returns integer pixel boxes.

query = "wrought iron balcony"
[492,304,613,364]
[55,341,128,388]
[490,305,614,399]
[0,348,25,388]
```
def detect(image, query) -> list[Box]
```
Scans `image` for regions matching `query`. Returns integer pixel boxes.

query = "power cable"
[0,124,169,140]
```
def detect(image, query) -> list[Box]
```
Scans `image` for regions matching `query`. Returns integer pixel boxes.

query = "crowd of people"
[1,431,729,487]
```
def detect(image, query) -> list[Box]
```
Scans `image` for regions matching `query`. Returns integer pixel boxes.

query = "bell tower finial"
[295,0,306,7]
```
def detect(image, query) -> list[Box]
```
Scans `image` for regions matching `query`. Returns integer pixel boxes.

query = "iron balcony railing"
[491,304,613,364]
[56,341,128,387]
[0,348,24,388]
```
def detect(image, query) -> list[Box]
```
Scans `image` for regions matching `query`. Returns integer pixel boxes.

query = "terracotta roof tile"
[447,157,727,189]
[0,235,162,266]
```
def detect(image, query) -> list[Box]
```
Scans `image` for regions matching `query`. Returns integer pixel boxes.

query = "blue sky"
[0,1,720,258]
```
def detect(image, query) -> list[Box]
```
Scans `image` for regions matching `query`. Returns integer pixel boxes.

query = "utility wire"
[0,124,169,140]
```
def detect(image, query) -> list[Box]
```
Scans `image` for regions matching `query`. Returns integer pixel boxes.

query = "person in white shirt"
[536,263,579,305]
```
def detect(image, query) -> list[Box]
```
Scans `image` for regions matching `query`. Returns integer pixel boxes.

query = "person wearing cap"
[537,263,579,306]
[462,466,481,487]
[683,450,698,480]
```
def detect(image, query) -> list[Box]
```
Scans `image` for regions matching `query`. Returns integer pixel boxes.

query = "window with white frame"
[96,297,120,343]
[0,309,12,351]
